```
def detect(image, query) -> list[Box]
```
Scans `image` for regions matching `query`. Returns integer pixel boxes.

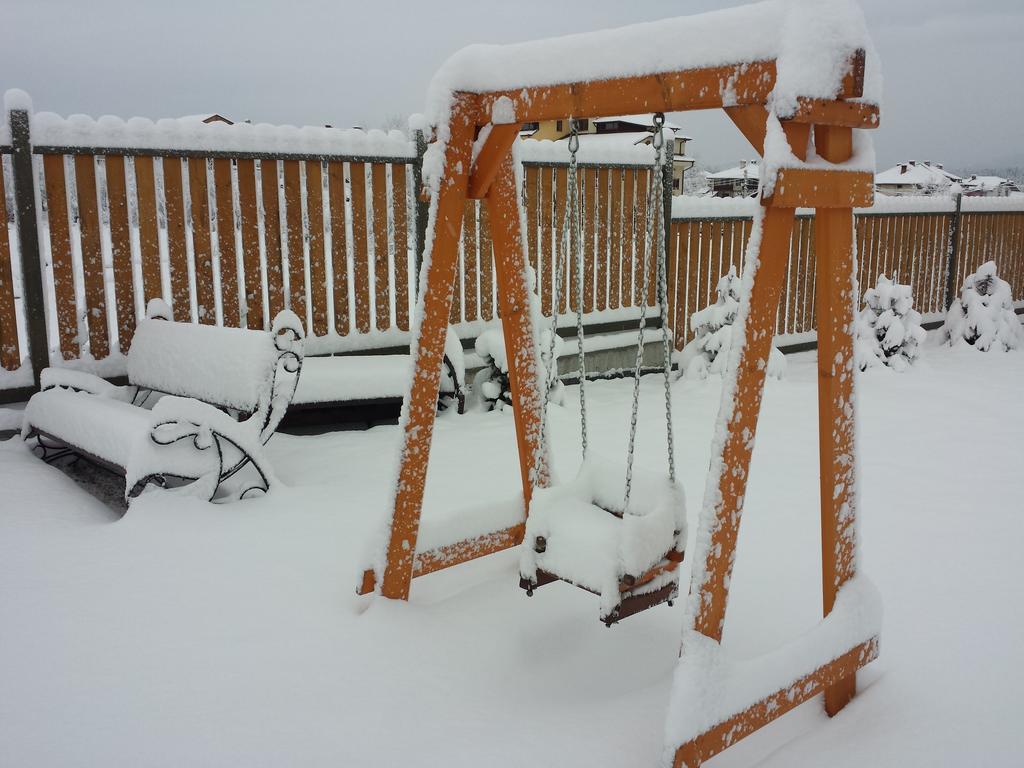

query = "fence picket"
[73,155,109,358]
[104,155,136,349]
[133,156,162,309]
[162,157,191,322]
[0,165,19,369]
[187,157,215,324]
[305,160,328,337]
[213,158,240,328]
[236,158,262,329]
[42,155,79,359]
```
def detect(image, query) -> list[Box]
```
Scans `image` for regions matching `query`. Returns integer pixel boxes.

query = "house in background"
[705,160,760,197]
[178,113,234,125]
[519,114,694,195]
[874,161,962,196]
[960,174,1022,197]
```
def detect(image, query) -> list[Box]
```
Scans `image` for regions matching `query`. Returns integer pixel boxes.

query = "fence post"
[412,128,429,286]
[943,191,963,310]
[8,103,49,389]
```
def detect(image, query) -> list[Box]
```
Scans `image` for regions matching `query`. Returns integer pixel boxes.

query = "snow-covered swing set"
[360,2,882,764]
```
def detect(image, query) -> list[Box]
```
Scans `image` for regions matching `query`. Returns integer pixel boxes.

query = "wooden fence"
[2,102,1024,399]
[667,204,1024,346]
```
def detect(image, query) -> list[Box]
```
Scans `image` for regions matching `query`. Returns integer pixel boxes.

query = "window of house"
[521,122,539,132]
[556,120,563,131]
[573,118,589,131]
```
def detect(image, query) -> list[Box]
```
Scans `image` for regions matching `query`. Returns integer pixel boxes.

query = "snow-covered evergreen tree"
[855,274,926,372]
[473,323,563,411]
[674,265,786,380]
[942,260,1023,351]
[473,267,564,411]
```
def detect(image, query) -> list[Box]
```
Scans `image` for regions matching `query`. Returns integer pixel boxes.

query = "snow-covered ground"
[1,335,1022,767]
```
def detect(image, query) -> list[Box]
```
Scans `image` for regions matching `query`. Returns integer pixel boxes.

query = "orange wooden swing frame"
[359,44,880,767]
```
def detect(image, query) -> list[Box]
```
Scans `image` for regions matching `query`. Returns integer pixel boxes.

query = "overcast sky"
[2,0,1021,173]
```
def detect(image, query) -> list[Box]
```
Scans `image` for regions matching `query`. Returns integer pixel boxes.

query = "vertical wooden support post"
[813,124,858,716]
[380,97,475,600]
[8,108,49,389]
[486,156,550,502]
[692,203,799,640]
[944,191,963,310]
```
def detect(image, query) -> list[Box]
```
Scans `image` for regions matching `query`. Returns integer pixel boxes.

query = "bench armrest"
[39,368,133,401]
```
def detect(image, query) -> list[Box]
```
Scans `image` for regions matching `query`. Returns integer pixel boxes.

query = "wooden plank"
[567,167,581,313]
[473,54,867,124]
[104,155,136,350]
[769,168,874,209]
[685,216,700,344]
[132,156,162,307]
[349,162,371,333]
[632,169,648,308]
[236,158,263,329]
[162,157,191,321]
[595,167,609,311]
[479,202,495,320]
[583,169,596,313]
[667,221,683,346]
[553,166,568,314]
[525,166,539,290]
[74,155,109,358]
[260,159,285,319]
[608,169,623,310]
[358,523,526,595]
[282,160,306,327]
[621,169,635,305]
[672,638,879,767]
[188,157,216,323]
[371,163,391,330]
[305,160,328,336]
[700,220,713,311]
[800,217,815,331]
[213,158,240,327]
[326,161,350,335]
[0,165,20,369]
[540,166,554,315]
[393,163,410,331]
[43,156,79,359]
[463,199,478,321]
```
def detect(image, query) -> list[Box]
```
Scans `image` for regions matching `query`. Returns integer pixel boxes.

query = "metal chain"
[540,123,588,460]
[570,126,589,459]
[655,142,677,484]
[622,113,666,512]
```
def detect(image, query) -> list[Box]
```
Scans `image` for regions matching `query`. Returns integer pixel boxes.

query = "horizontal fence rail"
[2,101,1024,397]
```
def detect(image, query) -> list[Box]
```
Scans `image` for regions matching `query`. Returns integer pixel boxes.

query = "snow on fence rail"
[2,95,1024,395]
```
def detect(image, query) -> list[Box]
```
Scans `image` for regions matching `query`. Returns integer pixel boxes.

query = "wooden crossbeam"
[672,637,879,767]
[470,50,865,126]
[767,168,874,209]
[358,523,525,595]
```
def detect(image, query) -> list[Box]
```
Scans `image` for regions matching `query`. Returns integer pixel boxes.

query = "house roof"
[961,175,1021,192]
[705,162,760,180]
[177,113,234,125]
[875,161,961,187]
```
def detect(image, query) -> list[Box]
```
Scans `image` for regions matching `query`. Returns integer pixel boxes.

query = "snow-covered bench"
[22,300,305,503]
[289,329,467,415]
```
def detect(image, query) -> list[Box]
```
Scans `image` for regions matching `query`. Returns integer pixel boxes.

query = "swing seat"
[520,457,686,625]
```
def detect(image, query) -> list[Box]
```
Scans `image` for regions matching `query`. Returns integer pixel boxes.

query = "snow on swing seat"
[520,457,686,621]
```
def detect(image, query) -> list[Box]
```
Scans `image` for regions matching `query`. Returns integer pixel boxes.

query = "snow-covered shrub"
[674,265,786,380]
[855,274,926,372]
[473,322,564,411]
[942,260,1023,351]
